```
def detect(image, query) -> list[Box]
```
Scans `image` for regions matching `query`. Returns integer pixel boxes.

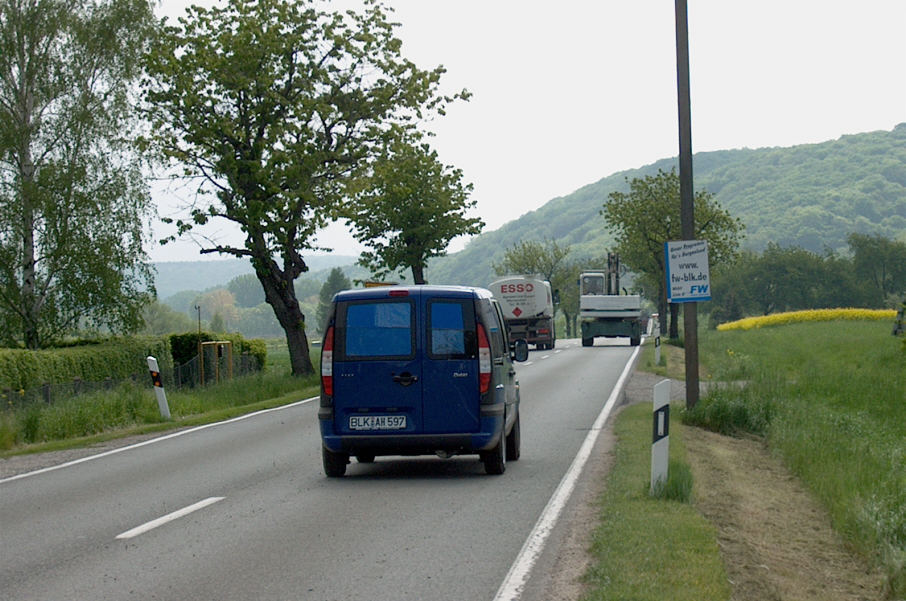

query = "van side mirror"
[511,339,529,362]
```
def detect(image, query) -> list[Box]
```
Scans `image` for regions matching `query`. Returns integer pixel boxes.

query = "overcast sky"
[150,0,906,262]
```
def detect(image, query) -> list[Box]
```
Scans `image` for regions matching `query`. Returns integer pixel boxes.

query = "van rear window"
[428,300,476,359]
[340,300,414,358]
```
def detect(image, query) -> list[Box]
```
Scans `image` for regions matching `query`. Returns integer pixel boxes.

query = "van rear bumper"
[320,427,502,456]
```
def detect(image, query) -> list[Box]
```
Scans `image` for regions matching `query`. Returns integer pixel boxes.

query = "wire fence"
[2,352,261,411]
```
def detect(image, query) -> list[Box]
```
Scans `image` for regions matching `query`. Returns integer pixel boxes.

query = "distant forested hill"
[153,254,358,299]
[427,124,906,286]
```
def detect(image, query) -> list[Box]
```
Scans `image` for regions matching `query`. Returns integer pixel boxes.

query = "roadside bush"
[682,386,774,437]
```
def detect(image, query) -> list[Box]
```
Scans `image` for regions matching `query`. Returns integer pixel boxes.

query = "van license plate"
[349,415,406,430]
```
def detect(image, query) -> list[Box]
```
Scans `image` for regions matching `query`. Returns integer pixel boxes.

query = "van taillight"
[321,326,334,396]
[477,323,491,394]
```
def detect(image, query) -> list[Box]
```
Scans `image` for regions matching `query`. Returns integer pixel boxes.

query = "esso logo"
[500,283,534,294]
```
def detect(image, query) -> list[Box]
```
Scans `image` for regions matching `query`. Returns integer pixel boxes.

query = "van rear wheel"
[322,446,349,477]
[505,413,521,461]
[482,425,507,475]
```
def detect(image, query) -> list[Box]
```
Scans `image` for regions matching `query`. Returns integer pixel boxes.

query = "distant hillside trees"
[708,234,906,325]
[0,0,157,348]
[316,268,352,333]
[426,126,906,288]
[228,274,265,309]
[847,233,906,303]
[349,137,482,284]
[141,301,194,336]
[602,168,743,338]
[142,0,465,375]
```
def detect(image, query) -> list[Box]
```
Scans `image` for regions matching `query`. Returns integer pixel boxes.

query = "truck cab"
[578,255,642,347]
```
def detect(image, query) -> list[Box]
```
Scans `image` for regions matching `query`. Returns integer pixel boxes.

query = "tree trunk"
[19,133,40,349]
[411,263,426,285]
[657,280,669,337]
[669,303,680,339]
[256,265,313,376]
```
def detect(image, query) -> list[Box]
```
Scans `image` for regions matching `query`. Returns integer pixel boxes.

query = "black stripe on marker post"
[653,405,670,443]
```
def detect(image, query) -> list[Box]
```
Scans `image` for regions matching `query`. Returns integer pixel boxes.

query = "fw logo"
[690,285,709,295]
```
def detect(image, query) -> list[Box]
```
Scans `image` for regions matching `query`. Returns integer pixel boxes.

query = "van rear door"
[332,297,421,434]
[421,296,481,434]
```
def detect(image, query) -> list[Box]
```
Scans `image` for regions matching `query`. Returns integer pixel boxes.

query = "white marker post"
[147,356,171,420]
[654,331,662,366]
[650,379,671,494]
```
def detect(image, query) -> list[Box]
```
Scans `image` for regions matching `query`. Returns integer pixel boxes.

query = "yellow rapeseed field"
[717,308,897,331]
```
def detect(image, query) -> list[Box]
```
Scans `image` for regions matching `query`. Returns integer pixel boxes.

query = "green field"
[631,318,905,599]
[693,320,905,596]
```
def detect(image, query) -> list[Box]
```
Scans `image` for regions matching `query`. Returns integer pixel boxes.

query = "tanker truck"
[489,276,556,350]
[579,253,642,347]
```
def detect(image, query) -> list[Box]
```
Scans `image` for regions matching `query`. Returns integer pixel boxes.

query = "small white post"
[650,379,670,494]
[654,332,662,366]
[147,356,171,420]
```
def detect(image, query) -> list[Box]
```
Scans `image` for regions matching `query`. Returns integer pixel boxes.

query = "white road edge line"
[0,397,319,485]
[116,496,225,540]
[492,343,643,601]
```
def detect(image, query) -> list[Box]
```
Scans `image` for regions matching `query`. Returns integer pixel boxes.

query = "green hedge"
[0,337,172,391]
[0,333,267,393]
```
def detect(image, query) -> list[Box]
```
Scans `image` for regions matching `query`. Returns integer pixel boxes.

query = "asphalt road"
[0,339,639,601]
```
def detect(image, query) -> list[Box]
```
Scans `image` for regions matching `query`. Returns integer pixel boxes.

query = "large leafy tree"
[0,0,157,349]
[349,137,481,284]
[492,238,571,283]
[602,168,743,338]
[142,0,463,375]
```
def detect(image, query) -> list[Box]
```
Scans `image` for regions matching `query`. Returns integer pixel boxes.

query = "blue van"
[318,285,529,476]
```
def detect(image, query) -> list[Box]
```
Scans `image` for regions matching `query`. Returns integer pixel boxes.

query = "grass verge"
[0,345,321,456]
[638,337,684,380]
[582,402,730,600]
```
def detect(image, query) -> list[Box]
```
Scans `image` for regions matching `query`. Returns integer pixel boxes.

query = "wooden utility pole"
[675,0,700,408]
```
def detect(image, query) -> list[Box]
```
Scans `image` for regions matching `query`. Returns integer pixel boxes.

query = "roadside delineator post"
[650,379,671,494]
[654,331,662,366]
[147,356,171,420]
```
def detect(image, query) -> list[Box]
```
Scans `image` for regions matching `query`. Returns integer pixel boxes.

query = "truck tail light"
[477,323,491,394]
[321,326,334,397]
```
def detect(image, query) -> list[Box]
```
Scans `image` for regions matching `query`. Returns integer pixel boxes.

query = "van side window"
[487,299,508,358]
[428,299,476,359]
[337,300,414,359]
